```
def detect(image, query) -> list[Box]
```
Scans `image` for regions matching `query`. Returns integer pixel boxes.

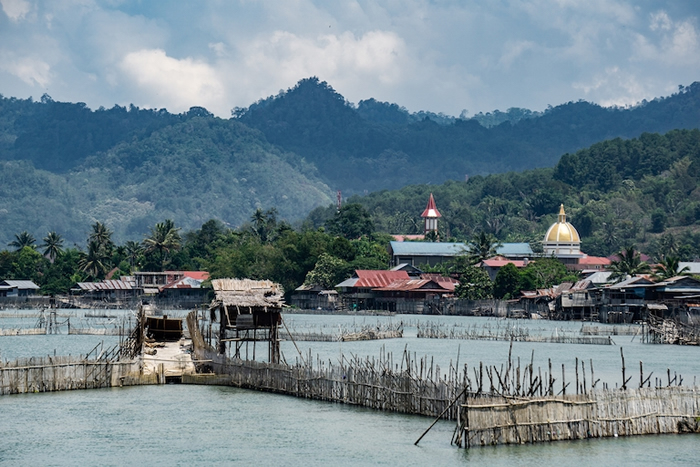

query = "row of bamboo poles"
[455,386,700,448]
[282,322,403,342]
[0,342,147,395]
[193,345,467,420]
[416,322,614,345]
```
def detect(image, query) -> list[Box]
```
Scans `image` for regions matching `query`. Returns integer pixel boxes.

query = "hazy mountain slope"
[0,118,332,245]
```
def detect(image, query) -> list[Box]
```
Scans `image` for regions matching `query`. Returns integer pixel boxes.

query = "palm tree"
[8,231,36,251]
[464,231,502,265]
[40,231,64,262]
[89,221,114,253]
[609,246,651,282]
[143,219,182,271]
[124,240,143,271]
[78,239,109,279]
[652,256,690,281]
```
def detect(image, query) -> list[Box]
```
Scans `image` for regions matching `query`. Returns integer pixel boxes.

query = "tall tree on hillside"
[8,231,36,251]
[652,256,691,281]
[40,231,64,262]
[325,203,374,240]
[609,246,651,282]
[251,208,279,243]
[143,219,182,271]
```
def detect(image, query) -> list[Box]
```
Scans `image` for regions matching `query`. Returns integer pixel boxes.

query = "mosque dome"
[545,204,580,243]
[543,204,582,259]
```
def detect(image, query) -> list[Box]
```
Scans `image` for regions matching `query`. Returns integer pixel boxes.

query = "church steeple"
[421,193,441,235]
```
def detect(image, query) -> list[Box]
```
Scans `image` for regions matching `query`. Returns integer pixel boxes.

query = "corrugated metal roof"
[354,270,410,288]
[390,241,533,257]
[482,259,526,268]
[495,243,533,256]
[162,277,204,289]
[374,279,454,292]
[1,280,40,289]
[76,279,135,291]
[390,241,466,256]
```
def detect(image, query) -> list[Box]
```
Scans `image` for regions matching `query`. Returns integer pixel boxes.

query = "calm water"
[1,311,699,465]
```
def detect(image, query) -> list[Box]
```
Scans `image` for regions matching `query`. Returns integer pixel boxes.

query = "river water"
[1,310,699,465]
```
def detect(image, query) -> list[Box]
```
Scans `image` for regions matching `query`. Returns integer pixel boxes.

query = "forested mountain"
[305,129,700,259]
[0,108,333,245]
[0,78,699,246]
[238,79,700,193]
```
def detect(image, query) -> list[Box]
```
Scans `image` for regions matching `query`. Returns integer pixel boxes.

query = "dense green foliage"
[1,78,699,246]
[238,78,700,193]
[306,129,700,260]
[0,210,394,297]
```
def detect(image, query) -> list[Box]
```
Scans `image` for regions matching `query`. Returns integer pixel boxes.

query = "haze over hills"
[0,78,699,245]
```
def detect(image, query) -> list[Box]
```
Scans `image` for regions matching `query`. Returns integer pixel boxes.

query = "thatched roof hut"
[210,278,284,309]
[209,278,284,362]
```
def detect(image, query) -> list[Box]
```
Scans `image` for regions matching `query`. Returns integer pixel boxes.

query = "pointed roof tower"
[421,193,441,219]
[421,193,441,236]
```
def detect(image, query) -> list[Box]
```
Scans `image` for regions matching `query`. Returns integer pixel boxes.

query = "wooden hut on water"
[210,279,284,363]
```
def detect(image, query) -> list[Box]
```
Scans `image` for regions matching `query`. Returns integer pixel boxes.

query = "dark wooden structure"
[210,279,284,363]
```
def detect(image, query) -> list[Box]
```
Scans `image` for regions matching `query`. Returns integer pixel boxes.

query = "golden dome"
[544,204,580,243]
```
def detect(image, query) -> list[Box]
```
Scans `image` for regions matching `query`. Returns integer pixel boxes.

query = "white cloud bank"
[0,1,698,117]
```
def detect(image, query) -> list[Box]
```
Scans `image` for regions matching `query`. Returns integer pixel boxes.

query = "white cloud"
[0,55,51,87]
[120,49,225,113]
[0,0,31,22]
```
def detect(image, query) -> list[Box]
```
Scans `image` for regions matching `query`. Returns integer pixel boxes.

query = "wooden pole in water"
[414,384,470,446]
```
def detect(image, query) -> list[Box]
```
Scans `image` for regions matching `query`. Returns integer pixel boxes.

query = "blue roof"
[390,241,466,256]
[390,241,533,257]
[496,243,533,256]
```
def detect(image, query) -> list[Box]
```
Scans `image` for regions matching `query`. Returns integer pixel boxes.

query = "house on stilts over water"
[209,278,284,363]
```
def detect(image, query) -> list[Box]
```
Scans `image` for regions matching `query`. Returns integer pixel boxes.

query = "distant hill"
[0,111,332,244]
[238,78,700,193]
[1,78,699,245]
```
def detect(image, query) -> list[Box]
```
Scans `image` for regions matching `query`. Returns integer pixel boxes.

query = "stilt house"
[210,278,284,363]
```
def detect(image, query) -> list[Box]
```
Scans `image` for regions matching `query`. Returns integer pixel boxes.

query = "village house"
[0,280,40,297]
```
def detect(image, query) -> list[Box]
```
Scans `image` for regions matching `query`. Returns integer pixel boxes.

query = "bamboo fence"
[0,343,150,395]
[455,386,700,448]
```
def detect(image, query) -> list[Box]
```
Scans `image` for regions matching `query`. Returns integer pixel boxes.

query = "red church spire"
[421,193,441,218]
[421,193,441,236]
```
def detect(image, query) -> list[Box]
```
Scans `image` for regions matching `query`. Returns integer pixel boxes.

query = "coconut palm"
[78,239,109,279]
[8,231,36,251]
[464,231,502,265]
[143,219,182,271]
[652,256,691,281]
[89,221,114,254]
[608,246,651,282]
[124,240,143,271]
[40,231,64,262]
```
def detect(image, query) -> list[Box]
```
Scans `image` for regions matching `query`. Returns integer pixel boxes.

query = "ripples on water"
[1,311,699,465]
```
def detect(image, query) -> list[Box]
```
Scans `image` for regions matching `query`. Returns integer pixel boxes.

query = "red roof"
[578,256,611,266]
[181,271,210,280]
[354,270,410,288]
[421,193,441,218]
[420,273,459,284]
[482,259,527,268]
[374,279,455,293]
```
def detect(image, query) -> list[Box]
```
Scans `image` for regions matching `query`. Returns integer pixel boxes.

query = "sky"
[0,0,698,118]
